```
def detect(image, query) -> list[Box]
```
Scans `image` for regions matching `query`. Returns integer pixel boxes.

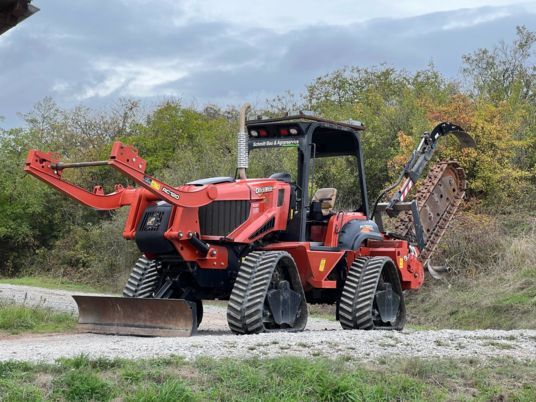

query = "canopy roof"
[0,0,39,35]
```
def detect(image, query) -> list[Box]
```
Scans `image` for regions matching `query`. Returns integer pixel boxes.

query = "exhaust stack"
[237,103,251,180]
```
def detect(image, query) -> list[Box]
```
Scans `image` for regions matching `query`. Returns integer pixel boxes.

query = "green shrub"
[0,304,75,334]
[55,369,114,402]
[0,379,43,402]
[126,379,194,402]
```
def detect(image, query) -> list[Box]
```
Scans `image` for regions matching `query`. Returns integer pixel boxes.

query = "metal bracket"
[374,200,425,249]
[410,200,425,250]
[374,209,384,232]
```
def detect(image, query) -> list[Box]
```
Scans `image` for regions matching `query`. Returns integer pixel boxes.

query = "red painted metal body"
[25,141,424,293]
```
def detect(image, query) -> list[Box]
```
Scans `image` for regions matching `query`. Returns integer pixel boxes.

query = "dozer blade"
[73,296,196,337]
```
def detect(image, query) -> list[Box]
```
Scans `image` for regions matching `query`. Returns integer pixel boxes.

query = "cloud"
[77,59,192,100]
[165,0,532,31]
[442,8,513,30]
[0,1,535,128]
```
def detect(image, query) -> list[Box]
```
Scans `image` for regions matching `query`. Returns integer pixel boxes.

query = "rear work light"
[250,130,258,137]
[289,128,298,135]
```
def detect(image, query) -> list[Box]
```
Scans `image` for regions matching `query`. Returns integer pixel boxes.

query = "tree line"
[0,26,534,285]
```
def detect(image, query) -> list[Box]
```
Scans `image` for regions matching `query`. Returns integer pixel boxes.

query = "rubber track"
[226,251,282,334]
[122,257,159,298]
[339,257,387,330]
[394,161,466,265]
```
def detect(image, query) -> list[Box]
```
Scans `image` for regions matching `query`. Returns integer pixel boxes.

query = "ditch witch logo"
[255,186,273,195]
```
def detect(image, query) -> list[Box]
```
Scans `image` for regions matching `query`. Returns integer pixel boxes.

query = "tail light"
[249,126,299,138]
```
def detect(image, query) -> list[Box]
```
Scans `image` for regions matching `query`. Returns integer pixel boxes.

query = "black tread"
[227,251,277,334]
[121,256,204,328]
[122,257,159,298]
[339,256,402,330]
[227,251,306,334]
[339,257,371,329]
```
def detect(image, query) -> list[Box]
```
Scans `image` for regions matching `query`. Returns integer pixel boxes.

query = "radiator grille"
[199,200,250,236]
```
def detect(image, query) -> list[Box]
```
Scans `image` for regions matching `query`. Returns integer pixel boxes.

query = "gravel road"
[1,284,535,363]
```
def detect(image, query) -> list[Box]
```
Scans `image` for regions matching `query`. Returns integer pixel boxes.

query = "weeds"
[308,304,337,321]
[482,341,515,350]
[0,355,533,401]
[0,303,76,335]
[54,369,114,401]
[126,379,194,402]
[0,276,102,294]
[406,212,536,330]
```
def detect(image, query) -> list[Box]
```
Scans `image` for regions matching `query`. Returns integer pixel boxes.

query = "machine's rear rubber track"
[395,161,466,265]
[122,257,159,298]
[339,257,371,329]
[227,251,281,334]
[340,257,389,330]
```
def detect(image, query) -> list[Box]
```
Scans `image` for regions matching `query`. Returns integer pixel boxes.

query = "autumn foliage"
[0,27,534,284]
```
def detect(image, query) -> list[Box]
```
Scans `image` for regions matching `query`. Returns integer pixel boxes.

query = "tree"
[302,65,455,201]
[462,26,536,103]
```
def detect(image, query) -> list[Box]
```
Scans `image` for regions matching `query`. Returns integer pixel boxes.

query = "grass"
[0,355,534,401]
[307,304,337,321]
[0,276,103,294]
[406,212,536,330]
[0,304,76,335]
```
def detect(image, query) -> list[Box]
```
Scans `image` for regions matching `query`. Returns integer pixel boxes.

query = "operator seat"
[309,188,337,221]
[313,188,337,215]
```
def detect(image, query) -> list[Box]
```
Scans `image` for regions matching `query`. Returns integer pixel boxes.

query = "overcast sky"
[1,0,535,128]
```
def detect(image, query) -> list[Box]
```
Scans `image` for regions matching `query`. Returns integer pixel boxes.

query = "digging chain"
[394,161,467,265]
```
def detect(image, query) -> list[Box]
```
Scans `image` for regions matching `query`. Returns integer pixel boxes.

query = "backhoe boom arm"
[24,141,218,210]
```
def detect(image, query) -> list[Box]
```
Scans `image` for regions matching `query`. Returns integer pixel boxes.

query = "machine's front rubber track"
[339,257,395,330]
[122,257,159,298]
[227,251,281,334]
